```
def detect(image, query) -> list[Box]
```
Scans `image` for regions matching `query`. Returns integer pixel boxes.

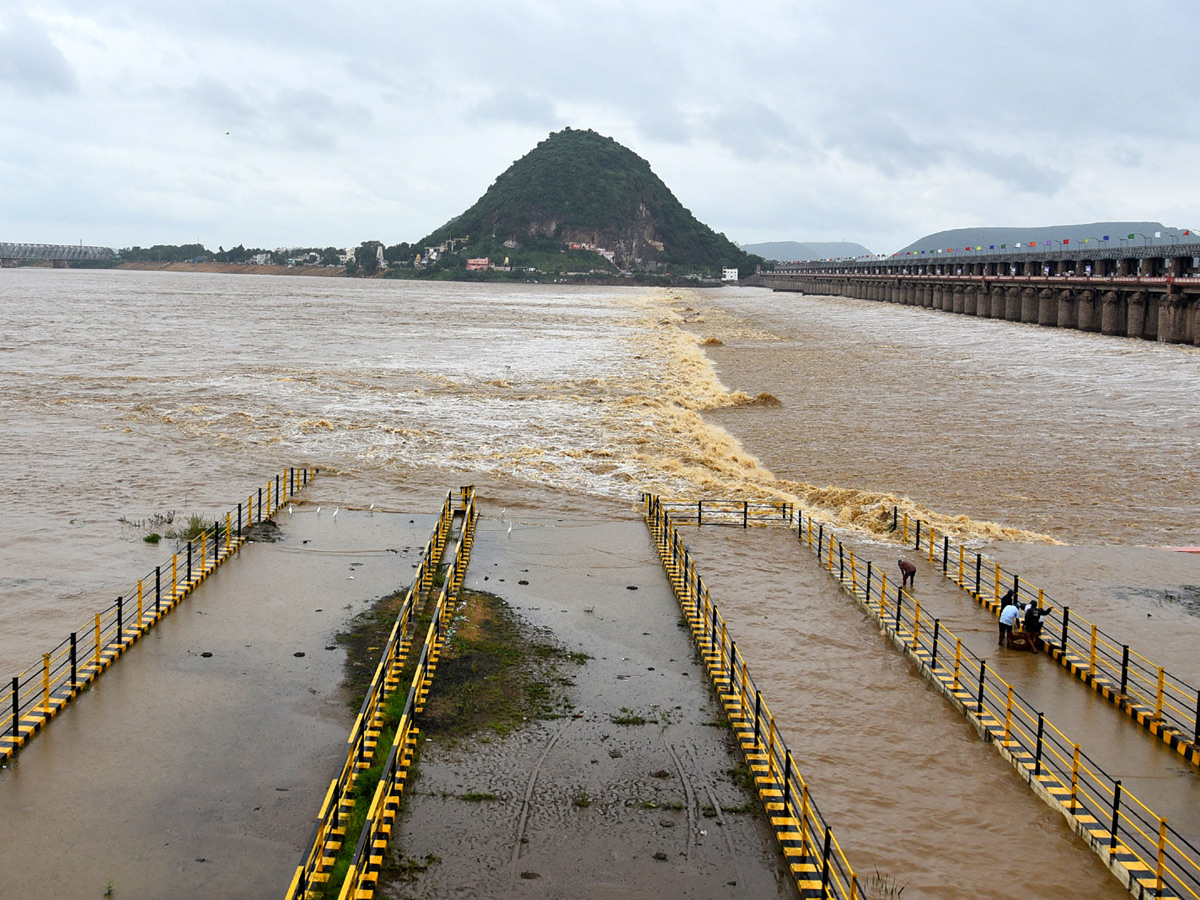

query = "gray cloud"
[471,89,557,127]
[0,17,78,96]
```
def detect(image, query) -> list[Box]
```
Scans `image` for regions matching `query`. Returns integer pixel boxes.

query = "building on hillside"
[466,257,490,271]
[722,267,739,282]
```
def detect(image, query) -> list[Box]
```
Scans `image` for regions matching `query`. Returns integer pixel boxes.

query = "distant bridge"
[763,242,1200,346]
[1,242,117,268]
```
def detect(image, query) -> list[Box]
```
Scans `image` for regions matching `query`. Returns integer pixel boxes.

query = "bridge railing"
[0,467,317,761]
[899,512,1200,759]
[792,508,1200,900]
[644,494,860,899]
[657,497,793,527]
[284,489,465,900]
[333,490,478,900]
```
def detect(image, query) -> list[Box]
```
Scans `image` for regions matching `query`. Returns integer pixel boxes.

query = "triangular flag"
[1000,244,1007,249]
[1063,239,1069,245]
[1127,233,1136,239]
[1102,235,1109,241]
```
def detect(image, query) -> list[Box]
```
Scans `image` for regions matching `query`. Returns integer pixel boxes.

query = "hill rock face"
[418,128,753,272]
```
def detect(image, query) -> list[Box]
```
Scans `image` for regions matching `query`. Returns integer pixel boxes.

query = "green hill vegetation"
[404,128,764,279]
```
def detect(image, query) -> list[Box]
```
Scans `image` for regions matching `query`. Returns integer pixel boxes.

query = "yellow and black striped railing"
[897,510,1200,769]
[0,467,317,762]
[285,488,477,900]
[796,508,1199,900]
[284,489,461,900]
[643,494,860,899]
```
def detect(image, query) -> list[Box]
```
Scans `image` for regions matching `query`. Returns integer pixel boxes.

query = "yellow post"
[1089,625,1098,676]
[172,553,178,598]
[1070,744,1080,812]
[994,563,1001,605]
[953,639,962,689]
[225,512,231,552]
[42,654,50,711]
[849,551,858,594]
[266,480,272,517]
[903,513,909,543]
[137,580,144,630]
[1038,588,1044,608]
[768,714,776,771]
[1155,667,1166,720]
[807,518,813,549]
[1005,685,1013,740]
[957,545,964,587]
[720,622,728,676]
[913,601,921,645]
[282,467,288,504]
[94,614,102,664]
[826,534,834,572]
[248,492,254,529]
[800,784,810,856]
[739,661,748,720]
[927,527,935,563]
[879,573,888,618]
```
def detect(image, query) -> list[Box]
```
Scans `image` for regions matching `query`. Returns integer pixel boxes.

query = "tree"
[357,240,382,275]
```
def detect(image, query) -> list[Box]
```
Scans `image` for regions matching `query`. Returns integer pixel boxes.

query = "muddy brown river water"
[1,270,1197,897]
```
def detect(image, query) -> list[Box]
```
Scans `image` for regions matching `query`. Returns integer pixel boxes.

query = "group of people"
[896,559,1048,652]
[998,589,1049,651]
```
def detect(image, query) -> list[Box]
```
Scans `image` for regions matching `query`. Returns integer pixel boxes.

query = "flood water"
[2,269,1198,897]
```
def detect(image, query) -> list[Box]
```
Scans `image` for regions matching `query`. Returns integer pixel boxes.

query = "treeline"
[116,244,347,266]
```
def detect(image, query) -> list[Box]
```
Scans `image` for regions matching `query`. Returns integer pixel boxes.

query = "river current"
[2,268,1198,897]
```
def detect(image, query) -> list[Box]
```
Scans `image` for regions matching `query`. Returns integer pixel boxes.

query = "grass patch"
[459,792,499,802]
[610,707,648,726]
[419,590,577,738]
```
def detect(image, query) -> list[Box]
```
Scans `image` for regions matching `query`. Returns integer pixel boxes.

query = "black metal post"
[865,561,872,601]
[974,553,981,597]
[977,662,987,716]
[754,690,761,742]
[1060,607,1071,653]
[915,519,921,549]
[237,502,243,537]
[1109,780,1122,857]
[742,501,748,528]
[70,633,77,686]
[1120,646,1130,694]
[11,677,18,740]
[116,596,123,642]
[895,591,903,629]
[187,541,192,584]
[1035,713,1045,776]
[893,505,898,530]
[155,565,161,617]
[817,524,824,560]
[783,753,792,811]
[931,620,941,669]
[942,536,949,573]
[697,500,702,526]
[257,487,263,523]
[838,543,844,582]
[1194,690,1200,747]
[820,827,832,891]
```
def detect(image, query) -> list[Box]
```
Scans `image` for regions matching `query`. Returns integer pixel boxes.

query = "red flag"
[1063,239,1069,245]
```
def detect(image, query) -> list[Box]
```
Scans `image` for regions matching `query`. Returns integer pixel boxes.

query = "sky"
[2,1,1197,256]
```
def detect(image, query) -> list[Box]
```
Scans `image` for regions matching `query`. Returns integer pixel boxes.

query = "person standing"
[898,558,917,588]
[998,590,1022,647]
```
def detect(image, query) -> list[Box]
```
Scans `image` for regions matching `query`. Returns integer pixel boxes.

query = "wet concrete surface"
[387,513,794,899]
[0,511,432,899]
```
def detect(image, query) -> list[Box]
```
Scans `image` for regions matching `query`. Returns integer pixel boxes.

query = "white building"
[722,267,739,282]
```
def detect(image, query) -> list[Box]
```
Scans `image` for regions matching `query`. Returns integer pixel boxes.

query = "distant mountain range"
[740,240,873,261]
[895,222,1192,255]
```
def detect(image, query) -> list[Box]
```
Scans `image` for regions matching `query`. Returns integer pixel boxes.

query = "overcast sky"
[2,1,1196,255]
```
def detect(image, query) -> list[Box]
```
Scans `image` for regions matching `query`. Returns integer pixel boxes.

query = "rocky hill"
[416,128,760,275]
